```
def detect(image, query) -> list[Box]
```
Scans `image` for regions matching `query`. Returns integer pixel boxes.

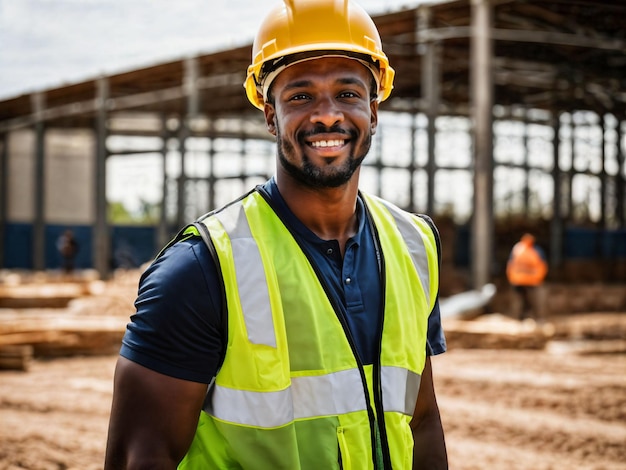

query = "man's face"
[263,57,378,189]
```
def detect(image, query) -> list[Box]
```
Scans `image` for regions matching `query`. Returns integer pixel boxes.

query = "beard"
[276,124,371,189]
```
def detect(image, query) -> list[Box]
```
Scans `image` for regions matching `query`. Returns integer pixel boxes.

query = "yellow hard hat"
[244,0,395,110]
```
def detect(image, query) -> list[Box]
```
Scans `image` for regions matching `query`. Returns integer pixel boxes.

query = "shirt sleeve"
[416,213,447,356]
[426,299,447,356]
[120,237,224,384]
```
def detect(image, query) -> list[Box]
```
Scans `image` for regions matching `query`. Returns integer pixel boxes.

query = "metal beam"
[0,72,245,134]
[31,92,46,271]
[550,113,563,271]
[420,21,441,214]
[470,0,495,289]
[617,120,625,226]
[522,108,530,215]
[0,133,6,269]
[418,26,626,51]
[158,115,170,249]
[208,119,216,212]
[94,77,110,279]
[174,56,200,229]
[176,124,188,230]
[600,117,607,228]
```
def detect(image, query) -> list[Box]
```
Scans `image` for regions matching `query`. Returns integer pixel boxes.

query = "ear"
[369,99,379,135]
[264,102,277,136]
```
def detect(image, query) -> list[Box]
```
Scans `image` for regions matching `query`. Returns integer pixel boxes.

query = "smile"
[310,139,345,148]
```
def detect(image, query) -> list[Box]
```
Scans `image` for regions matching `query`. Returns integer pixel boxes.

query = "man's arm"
[104,356,208,470]
[410,356,448,469]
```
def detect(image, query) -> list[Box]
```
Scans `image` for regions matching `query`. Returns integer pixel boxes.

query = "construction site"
[1,0,625,468]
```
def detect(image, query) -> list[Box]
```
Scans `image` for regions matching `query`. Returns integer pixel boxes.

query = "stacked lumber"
[0,345,33,371]
[0,270,139,370]
[0,311,127,358]
[443,314,554,350]
[0,282,90,308]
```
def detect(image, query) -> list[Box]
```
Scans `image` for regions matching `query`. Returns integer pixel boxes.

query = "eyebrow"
[282,76,368,92]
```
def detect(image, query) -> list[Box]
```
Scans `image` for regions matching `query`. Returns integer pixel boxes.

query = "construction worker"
[105,1,448,468]
[506,233,549,321]
[57,229,79,275]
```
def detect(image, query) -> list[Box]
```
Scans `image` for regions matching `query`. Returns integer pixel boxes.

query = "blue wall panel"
[3,223,33,268]
[2,222,624,272]
[2,223,159,270]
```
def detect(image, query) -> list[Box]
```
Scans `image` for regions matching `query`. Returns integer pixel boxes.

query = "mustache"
[299,125,354,141]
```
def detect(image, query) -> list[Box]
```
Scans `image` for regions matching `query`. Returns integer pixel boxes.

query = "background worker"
[105,1,448,468]
[57,229,79,275]
[506,233,549,321]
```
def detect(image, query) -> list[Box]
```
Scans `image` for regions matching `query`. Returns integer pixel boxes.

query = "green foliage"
[108,200,159,225]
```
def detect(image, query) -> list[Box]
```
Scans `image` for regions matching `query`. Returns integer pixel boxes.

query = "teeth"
[311,140,344,148]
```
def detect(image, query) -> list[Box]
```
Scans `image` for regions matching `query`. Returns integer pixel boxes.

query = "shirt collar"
[261,177,366,247]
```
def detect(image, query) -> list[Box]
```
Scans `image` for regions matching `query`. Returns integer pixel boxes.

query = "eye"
[338,90,361,100]
[288,93,311,102]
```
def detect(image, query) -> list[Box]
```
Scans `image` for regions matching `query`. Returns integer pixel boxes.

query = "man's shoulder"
[145,236,215,284]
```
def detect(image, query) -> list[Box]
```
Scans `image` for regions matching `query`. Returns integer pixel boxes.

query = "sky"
[0,0,422,100]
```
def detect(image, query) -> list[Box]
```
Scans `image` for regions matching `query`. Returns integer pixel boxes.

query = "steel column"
[470,0,495,289]
[0,133,6,268]
[419,7,441,215]
[522,108,530,215]
[600,116,607,228]
[617,120,625,226]
[208,119,216,212]
[176,56,200,229]
[94,77,110,279]
[31,93,46,271]
[158,114,170,248]
[550,113,563,270]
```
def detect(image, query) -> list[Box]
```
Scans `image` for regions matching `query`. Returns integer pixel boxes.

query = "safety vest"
[178,189,439,470]
[506,241,548,286]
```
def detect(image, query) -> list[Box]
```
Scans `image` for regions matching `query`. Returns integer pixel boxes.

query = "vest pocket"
[337,426,351,470]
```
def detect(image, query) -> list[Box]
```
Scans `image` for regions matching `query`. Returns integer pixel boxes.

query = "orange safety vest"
[506,241,547,286]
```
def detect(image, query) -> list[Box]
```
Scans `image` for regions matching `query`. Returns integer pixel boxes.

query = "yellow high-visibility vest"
[179,189,439,470]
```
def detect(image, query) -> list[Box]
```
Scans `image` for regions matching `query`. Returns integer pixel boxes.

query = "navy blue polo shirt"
[121,178,446,384]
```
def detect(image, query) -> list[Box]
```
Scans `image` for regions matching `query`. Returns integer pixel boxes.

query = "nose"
[310,96,344,128]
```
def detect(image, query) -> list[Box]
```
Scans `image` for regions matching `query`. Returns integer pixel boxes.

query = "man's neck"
[275,173,359,254]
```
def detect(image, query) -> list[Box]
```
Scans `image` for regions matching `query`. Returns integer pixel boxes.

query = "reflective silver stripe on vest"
[215,202,276,348]
[381,366,422,416]
[210,368,367,427]
[377,200,431,308]
[292,368,367,419]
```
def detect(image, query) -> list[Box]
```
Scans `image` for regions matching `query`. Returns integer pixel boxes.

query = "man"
[57,229,79,274]
[506,233,549,321]
[105,1,448,468]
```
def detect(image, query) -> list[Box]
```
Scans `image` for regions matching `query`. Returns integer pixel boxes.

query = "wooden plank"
[0,345,33,371]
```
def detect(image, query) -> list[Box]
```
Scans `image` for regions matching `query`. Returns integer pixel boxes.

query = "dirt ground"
[0,273,625,469]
